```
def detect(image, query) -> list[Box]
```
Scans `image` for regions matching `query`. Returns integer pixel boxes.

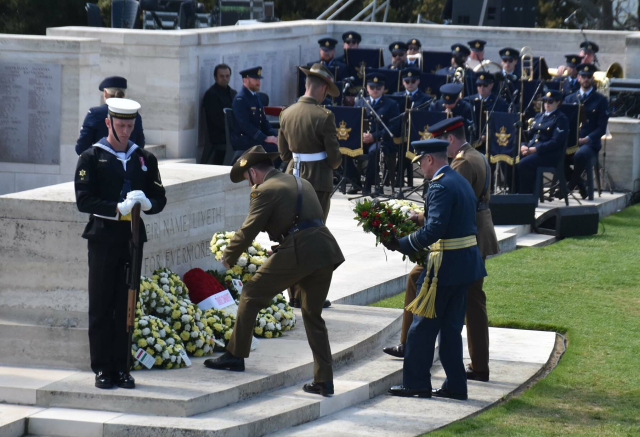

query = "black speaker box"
[489,194,537,225]
[535,206,599,238]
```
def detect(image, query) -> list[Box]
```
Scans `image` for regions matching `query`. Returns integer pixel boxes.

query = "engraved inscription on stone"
[0,62,62,165]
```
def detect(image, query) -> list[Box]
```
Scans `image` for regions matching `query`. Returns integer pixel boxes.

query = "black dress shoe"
[465,365,489,382]
[323,299,331,308]
[204,351,245,371]
[347,187,361,195]
[577,182,588,200]
[382,343,404,358]
[388,385,431,398]
[290,298,301,309]
[303,381,334,396]
[432,388,468,400]
[115,371,136,389]
[95,371,114,389]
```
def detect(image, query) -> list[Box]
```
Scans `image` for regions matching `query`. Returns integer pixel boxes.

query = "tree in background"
[0,0,87,35]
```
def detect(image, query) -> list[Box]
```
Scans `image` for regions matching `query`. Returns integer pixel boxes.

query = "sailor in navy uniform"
[308,38,347,81]
[517,90,569,194]
[555,54,583,97]
[384,139,486,400]
[430,83,474,138]
[406,38,422,67]
[76,76,145,155]
[564,63,610,198]
[230,66,279,160]
[393,67,431,108]
[346,72,401,194]
[75,98,166,390]
[387,41,408,70]
[335,31,361,64]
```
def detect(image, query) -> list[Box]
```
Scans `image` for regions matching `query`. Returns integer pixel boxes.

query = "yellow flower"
[226,269,234,275]
[216,251,223,259]
[146,347,155,356]
[224,330,232,340]
[173,322,181,330]
[186,342,196,353]
[265,331,273,338]
[213,323,224,332]
[254,327,263,336]
[224,275,232,282]
[232,266,243,275]
[155,356,163,366]
[165,363,173,369]
[152,331,159,338]
[194,349,204,357]
[133,329,142,337]
[137,339,147,348]
[242,273,253,282]
[180,331,190,341]
[172,310,181,319]
[225,318,232,327]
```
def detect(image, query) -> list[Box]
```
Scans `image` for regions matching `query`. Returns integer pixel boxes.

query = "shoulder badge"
[250,192,259,199]
[432,173,444,181]
[430,183,445,189]
[455,150,464,159]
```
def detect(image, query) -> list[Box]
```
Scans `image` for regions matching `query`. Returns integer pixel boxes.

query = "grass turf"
[372,204,640,436]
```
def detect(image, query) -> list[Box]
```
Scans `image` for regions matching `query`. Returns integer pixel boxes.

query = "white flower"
[150,301,156,307]
[194,313,201,321]
[266,307,273,314]
[147,337,155,345]
[276,323,281,330]
[277,303,285,310]
[400,206,410,214]
[180,306,187,314]
[176,355,181,364]
[197,322,205,330]
[216,239,226,246]
[266,322,275,331]
[185,324,191,331]
[154,343,163,352]
[220,245,227,252]
[156,306,165,314]
[151,292,157,299]
[190,331,199,338]
[139,318,148,326]
[237,256,248,267]
[274,312,282,321]
[196,339,204,348]
[158,329,166,338]
[204,344,212,353]
[248,246,257,255]
[259,318,266,327]
[167,338,175,345]
[160,278,169,284]
[162,351,170,360]
[181,315,190,323]
[164,306,171,313]
[177,286,183,293]
[132,344,139,351]
[248,264,257,273]
[162,285,170,292]
[160,272,168,277]
[142,328,151,336]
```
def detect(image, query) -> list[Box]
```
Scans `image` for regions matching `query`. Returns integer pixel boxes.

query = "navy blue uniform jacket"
[398,166,486,286]
[355,95,401,153]
[76,104,145,155]
[527,110,569,155]
[230,86,278,151]
[393,89,431,108]
[564,89,609,152]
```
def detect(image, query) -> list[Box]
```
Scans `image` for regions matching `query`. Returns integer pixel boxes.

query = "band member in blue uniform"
[387,41,408,70]
[580,41,599,66]
[230,66,279,160]
[517,90,569,194]
[346,72,401,194]
[466,39,487,71]
[75,98,166,389]
[308,38,347,81]
[465,72,508,113]
[555,55,583,97]
[406,38,422,67]
[335,31,361,64]
[564,63,610,198]
[497,47,520,108]
[436,43,475,97]
[393,67,431,108]
[430,83,474,138]
[384,139,486,400]
[76,76,145,155]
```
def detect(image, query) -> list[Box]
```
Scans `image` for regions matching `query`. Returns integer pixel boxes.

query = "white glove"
[126,190,152,212]
[117,198,136,216]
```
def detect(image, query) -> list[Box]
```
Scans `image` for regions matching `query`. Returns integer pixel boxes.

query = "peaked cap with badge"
[499,47,519,59]
[410,139,449,163]
[239,66,264,79]
[389,41,408,53]
[318,37,338,51]
[580,40,599,54]
[99,76,127,91]
[468,39,486,52]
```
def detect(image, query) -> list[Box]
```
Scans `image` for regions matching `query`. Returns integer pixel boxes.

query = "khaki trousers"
[227,265,334,383]
[400,263,490,374]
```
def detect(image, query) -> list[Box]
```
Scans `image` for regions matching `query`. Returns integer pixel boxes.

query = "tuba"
[594,62,624,99]
[521,46,533,81]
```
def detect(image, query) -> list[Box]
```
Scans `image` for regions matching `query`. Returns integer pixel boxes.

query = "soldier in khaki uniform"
[204,146,344,397]
[279,63,342,309]
[383,117,499,382]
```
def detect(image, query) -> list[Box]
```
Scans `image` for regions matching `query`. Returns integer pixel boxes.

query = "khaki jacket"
[224,169,344,273]
[451,143,500,258]
[278,96,342,193]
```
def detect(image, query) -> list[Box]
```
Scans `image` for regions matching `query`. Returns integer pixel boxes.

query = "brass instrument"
[548,67,569,77]
[521,46,533,81]
[407,53,422,70]
[594,62,623,98]
[473,60,502,74]
[453,66,465,83]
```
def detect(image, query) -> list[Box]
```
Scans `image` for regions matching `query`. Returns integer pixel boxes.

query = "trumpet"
[521,46,533,81]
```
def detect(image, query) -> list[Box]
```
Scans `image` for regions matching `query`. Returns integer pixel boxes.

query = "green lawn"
[372,204,640,436]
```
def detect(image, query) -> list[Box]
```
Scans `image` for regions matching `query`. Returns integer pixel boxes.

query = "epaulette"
[455,149,465,159]
[432,173,444,181]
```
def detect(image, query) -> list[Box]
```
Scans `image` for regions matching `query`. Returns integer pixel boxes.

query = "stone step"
[12,305,402,418]
[516,232,557,248]
[144,144,166,160]
[25,331,425,437]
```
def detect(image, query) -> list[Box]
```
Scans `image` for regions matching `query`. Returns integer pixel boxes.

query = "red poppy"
[387,223,393,227]
[361,211,369,218]
[372,219,381,227]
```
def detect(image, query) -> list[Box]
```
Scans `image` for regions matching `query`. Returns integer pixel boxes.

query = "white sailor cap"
[106,98,140,119]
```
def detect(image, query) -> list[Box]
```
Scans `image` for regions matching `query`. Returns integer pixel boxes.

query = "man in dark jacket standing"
[202,64,237,164]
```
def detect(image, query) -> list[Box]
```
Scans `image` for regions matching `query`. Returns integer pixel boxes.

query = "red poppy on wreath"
[387,223,393,228]
[361,211,369,218]
[375,213,381,218]
[372,219,381,227]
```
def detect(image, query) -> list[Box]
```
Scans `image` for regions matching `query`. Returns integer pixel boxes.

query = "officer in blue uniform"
[75,98,166,389]
[76,76,145,155]
[464,72,508,145]
[334,31,361,64]
[230,66,279,161]
[308,38,347,81]
[517,90,569,194]
[430,83,474,138]
[406,38,422,68]
[384,139,486,399]
[393,67,431,108]
[497,47,520,107]
[436,43,475,97]
[555,54,583,97]
[346,72,401,194]
[564,63,609,198]
[387,41,408,70]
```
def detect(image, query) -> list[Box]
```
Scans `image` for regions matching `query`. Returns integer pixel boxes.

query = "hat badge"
[475,42,480,48]
[588,44,592,49]
[407,72,412,77]
[505,50,510,55]
[349,34,353,38]
[239,159,248,167]
[572,57,576,63]
[455,47,460,52]
[445,95,451,100]
[584,66,589,71]
[325,41,330,46]
[546,92,552,97]
[395,44,399,50]
[480,75,484,80]
[257,68,262,76]
[373,77,379,83]
[412,39,417,44]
